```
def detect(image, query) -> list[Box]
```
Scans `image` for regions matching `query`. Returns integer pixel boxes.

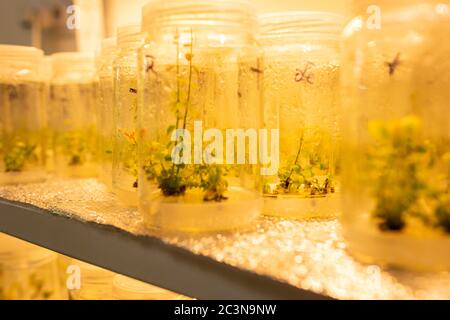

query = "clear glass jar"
[113,26,144,206]
[43,56,55,174]
[139,0,262,233]
[0,45,46,185]
[68,260,114,300]
[98,38,117,189]
[341,0,450,270]
[0,234,63,300]
[259,12,344,219]
[50,52,98,178]
[112,275,189,300]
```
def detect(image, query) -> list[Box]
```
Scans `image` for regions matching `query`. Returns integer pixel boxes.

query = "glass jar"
[0,234,64,300]
[112,275,189,300]
[0,45,46,185]
[259,12,344,219]
[113,26,144,206]
[43,56,55,174]
[68,260,114,300]
[139,0,262,233]
[50,52,98,178]
[341,0,450,270]
[98,38,117,189]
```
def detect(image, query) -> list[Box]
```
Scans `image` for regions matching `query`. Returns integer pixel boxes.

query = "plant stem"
[182,28,194,131]
[285,132,304,184]
[176,28,194,176]
[171,29,182,175]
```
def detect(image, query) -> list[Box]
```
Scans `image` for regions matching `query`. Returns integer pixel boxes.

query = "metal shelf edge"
[0,198,328,300]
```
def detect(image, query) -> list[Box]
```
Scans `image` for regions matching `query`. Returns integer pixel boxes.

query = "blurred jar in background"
[68,259,114,300]
[113,25,144,206]
[259,12,344,219]
[0,233,64,300]
[341,0,450,270]
[50,52,98,178]
[112,275,191,300]
[97,38,117,189]
[0,45,46,185]
[139,0,262,233]
[42,56,55,174]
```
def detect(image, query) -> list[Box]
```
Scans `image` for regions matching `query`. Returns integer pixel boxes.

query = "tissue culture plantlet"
[98,73,115,169]
[262,61,339,199]
[142,29,234,202]
[50,82,97,173]
[366,115,450,234]
[0,81,44,175]
[113,68,140,193]
[117,128,139,188]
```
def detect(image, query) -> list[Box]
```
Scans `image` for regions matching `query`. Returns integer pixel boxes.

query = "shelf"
[0,179,449,300]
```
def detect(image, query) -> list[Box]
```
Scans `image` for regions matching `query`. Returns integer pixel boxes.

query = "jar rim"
[142,0,256,34]
[52,51,95,63]
[0,45,43,59]
[259,11,346,40]
[51,51,95,74]
[102,37,116,51]
[353,0,449,13]
[117,25,143,47]
[98,38,117,70]
[351,1,450,26]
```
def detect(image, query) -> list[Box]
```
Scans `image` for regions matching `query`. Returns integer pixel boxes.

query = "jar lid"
[112,275,182,300]
[142,0,256,34]
[101,37,117,52]
[99,37,117,67]
[51,52,95,72]
[117,25,142,43]
[352,1,450,23]
[353,0,449,13]
[0,45,43,60]
[259,11,346,41]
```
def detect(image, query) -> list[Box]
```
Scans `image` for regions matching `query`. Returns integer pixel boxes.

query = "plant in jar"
[142,32,231,202]
[365,115,450,235]
[50,81,98,175]
[0,81,44,175]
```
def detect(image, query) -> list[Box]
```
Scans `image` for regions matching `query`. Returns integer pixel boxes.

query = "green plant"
[62,129,95,167]
[367,115,450,234]
[120,129,139,188]
[3,141,37,172]
[267,129,335,197]
[143,29,229,202]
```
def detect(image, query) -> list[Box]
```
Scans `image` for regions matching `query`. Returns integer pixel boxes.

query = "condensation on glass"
[0,45,46,185]
[0,233,64,300]
[341,0,450,270]
[259,12,344,219]
[50,52,98,178]
[139,0,262,232]
[98,38,117,189]
[113,26,143,206]
[43,56,55,174]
